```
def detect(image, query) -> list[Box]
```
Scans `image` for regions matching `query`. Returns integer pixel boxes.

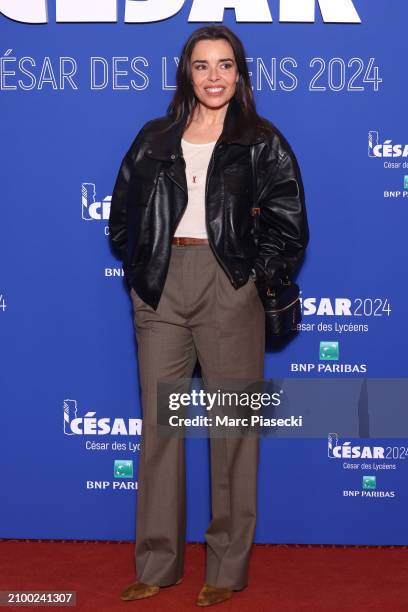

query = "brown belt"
[171,237,209,246]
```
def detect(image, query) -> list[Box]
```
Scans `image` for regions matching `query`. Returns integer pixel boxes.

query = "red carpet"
[1,541,407,611]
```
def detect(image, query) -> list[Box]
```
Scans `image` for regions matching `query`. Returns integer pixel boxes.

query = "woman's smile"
[204,86,225,94]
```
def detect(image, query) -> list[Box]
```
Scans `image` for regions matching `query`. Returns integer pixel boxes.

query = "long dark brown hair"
[166,25,273,137]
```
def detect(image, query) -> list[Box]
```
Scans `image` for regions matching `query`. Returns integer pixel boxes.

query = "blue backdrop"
[1,1,408,544]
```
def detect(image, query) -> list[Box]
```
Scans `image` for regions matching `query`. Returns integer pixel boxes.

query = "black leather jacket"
[109,96,309,310]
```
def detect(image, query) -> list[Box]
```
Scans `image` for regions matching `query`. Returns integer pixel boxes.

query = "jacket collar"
[145,96,264,161]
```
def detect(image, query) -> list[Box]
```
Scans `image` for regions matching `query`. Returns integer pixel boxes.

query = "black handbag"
[250,146,302,338]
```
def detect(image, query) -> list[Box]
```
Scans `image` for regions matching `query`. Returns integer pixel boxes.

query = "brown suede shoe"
[120,577,182,601]
[196,583,233,607]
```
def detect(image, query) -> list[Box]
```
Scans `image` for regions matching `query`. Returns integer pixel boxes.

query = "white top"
[173,138,217,239]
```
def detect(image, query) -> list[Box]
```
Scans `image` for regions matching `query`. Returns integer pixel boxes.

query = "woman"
[109,25,309,607]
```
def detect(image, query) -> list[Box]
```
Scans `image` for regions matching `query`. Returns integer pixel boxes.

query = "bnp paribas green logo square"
[319,341,339,361]
[114,460,133,478]
[362,475,376,490]
[404,176,408,189]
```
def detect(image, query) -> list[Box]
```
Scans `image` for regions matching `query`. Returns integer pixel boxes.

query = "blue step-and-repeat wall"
[1,2,408,544]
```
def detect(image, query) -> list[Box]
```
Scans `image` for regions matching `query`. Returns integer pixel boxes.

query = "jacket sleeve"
[252,140,309,286]
[108,123,150,267]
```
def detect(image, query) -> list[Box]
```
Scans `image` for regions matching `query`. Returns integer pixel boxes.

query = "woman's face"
[190,38,239,110]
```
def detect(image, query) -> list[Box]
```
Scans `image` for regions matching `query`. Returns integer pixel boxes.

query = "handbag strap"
[250,145,260,248]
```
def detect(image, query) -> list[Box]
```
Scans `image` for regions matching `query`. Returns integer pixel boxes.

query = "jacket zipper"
[204,144,237,287]
[171,158,188,233]
[157,159,189,294]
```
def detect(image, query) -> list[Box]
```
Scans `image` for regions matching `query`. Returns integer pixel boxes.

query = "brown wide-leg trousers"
[129,243,265,590]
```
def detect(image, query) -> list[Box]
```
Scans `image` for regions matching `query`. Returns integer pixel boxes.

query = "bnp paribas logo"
[362,475,376,490]
[404,176,408,189]
[114,460,133,478]
[319,341,339,361]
